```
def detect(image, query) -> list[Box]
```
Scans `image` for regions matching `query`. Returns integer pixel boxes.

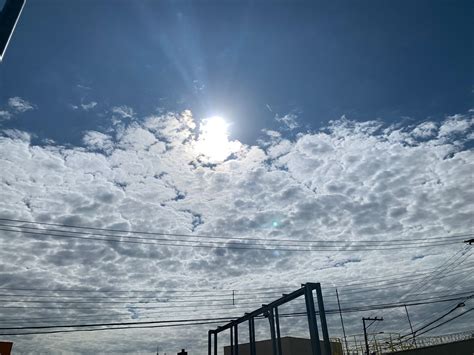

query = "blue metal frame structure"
[208,282,332,355]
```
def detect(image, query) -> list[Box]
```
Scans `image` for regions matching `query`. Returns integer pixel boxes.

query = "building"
[223,336,343,355]
[0,342,13,355]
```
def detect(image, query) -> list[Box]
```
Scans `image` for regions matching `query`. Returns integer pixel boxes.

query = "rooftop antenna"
[0,0,26,62]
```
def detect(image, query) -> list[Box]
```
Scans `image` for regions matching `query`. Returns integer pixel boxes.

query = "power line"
[1,288,472,328]
[0,289,471,309]
[0,263,471,299]
[394,304,474,347]
[1,217,470,243]
[334,266,474,297]
[408,274,473,333]
[0,297,262,305]
[0,226,464,252]
[0,316,239,330]
[0,292,469,321]
[0,320,231,336]
[1,223,467,247]
[0,268,471,302]
[371,246,472,334]
[400,296,473,339]
[0,285,289,294]
[0,293,268,302]
[414,308,473,337]
[0,295,471,336]
[0,301,261,311]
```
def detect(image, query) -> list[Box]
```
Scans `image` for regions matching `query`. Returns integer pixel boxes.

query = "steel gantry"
[208,282,332,355]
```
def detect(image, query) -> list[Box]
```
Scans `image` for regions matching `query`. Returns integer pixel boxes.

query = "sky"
[0,0,473,354]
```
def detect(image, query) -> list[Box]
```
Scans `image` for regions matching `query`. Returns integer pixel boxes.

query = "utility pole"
[232,290,235,306]
[404,305,417,348]
[362,317,383,355]
[336,288,349,354]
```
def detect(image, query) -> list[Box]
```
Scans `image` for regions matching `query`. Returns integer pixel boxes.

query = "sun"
[201,116,228,143]
[195,116,240,162]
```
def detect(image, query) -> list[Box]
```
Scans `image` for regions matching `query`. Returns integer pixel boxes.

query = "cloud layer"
[0,109,473,353]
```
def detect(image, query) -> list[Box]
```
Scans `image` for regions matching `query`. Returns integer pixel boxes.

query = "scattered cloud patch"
[82,130,114,153]
[112,105,136,120]
[275,113,299,130]
[76,84,92,90]
[438,114,474,138]
[411,121,438,138]
[71,101,98,111]
[2,129,31,141]
[7,97,35,113]
[0,110,12,121]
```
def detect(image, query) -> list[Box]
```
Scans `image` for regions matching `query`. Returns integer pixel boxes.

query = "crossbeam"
[208,282,331,355]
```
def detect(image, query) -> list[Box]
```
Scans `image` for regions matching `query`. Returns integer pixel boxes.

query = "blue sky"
[0,0,473,354]
[0,0,472,144]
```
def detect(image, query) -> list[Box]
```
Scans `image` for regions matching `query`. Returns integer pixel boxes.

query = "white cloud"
[0,109,473,353]
[1,129,31,141]
[7,97,35,113]
[411,121,438,138]
[112,105,136,119]
[275,113,299,130]
[71,101,98,111]
[0,110,12,121]
[82,101,97,110]
[82,131,114,153]
[438,114,474,137]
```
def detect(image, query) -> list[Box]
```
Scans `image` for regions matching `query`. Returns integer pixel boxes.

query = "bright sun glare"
[196,116,239,162]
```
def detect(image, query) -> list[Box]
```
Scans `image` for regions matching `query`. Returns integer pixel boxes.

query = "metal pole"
[336,289,349,354]
[208,330,212,355]
[214,332,218,355]
[234,324,239,355]
[363,318,370,355]
[251,318,257,355]
[230,326,234,355]
[315,283,331,355]
[268,308,278,355]
[305,285,322,355]
[404,305,417,348]
[249,318,256,355]
[275,307,283,355]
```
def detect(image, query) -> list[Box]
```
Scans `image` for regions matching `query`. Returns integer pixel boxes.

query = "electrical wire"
[0,292,469,326]
[1,217,470,243]
[0,263,471,301]
[1,298,471,337]
[1,223,468,247]
[0,226,463,252]
[399,295,473,339]
[0,320,232,336]
[414,308,473,337]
